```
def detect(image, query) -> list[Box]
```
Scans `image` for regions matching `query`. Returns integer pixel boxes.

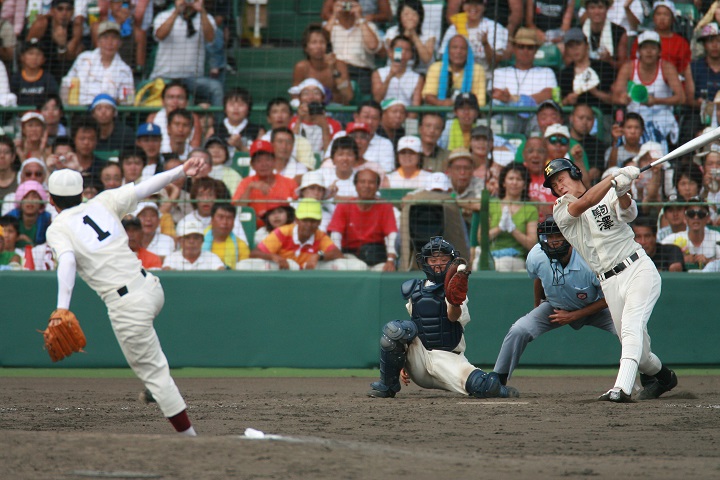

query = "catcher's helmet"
[416,236,458,284]
[537,215,571,261]
[543,158,582,195]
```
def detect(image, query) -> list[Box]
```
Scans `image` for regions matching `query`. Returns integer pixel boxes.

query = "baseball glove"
[39,309,86,362]
[444,258,471,306]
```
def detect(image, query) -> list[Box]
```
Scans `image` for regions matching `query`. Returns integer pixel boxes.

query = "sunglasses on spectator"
[548,136,569,146]
[685,209,709,219]
[23,170,44,178]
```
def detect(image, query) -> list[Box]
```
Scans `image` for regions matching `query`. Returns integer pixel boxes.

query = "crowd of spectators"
[2,0,720,274]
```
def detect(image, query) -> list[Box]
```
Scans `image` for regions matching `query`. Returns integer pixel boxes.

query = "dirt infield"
[1,375,720,479]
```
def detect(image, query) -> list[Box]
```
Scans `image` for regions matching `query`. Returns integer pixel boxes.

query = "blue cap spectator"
[89,93,117,111]
[136,123,162,138]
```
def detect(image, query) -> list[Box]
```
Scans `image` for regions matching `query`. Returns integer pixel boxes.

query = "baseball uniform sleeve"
[552,194,579,225]
[611,190,638,223]
[95,184,138,219]
[55,251,77,309]
[46,224,74,260]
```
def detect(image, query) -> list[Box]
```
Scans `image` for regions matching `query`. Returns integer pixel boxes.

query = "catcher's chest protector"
[410,283,463,352]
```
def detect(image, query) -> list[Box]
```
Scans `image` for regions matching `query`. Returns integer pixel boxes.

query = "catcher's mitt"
[39,309,86,362]
[444,258,471,306]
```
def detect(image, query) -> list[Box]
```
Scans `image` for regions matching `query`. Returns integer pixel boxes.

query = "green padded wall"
[1,272,717,368]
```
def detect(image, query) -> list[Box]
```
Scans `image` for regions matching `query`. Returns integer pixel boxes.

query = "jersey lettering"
[83,215,111,241]
[590,204,614,231]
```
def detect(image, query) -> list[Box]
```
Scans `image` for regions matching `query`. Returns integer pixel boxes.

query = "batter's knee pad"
[465,369,502,398]
[380,320,418,351]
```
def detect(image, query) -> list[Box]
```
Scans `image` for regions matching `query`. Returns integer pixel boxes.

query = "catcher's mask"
[416,236,458,284]
[537,215,571,261]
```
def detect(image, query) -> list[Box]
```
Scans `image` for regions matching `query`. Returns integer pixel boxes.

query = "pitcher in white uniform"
[543,158,677,403]
[45,158,207,435]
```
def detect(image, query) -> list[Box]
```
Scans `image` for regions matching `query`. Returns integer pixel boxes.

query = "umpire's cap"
[543,157,582,189]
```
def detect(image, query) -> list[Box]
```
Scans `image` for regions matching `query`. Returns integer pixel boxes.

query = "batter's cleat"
[367,381,398,398]
[598,389,635,403]
[638,370,678,400]
[499,385,520,398]
[138,388,156,404]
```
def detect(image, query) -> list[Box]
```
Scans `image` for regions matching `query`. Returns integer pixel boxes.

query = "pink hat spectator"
[14,180,48,211]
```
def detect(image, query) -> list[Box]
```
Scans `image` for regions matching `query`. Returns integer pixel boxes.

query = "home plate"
[69,471,162,478]
[457,401,529,405]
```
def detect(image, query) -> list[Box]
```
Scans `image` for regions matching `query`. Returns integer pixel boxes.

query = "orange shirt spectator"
[136,248,163,270]
[257,222,338,267]
[231,140,298,225]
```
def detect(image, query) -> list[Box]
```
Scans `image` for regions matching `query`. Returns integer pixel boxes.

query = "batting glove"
[612,173,633,196]
[614,166,640,180]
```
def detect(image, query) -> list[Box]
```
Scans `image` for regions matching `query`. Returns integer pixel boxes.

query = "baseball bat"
[640,125,720,173]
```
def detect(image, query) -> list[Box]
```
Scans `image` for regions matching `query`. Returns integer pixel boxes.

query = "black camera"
[308,102,325,116]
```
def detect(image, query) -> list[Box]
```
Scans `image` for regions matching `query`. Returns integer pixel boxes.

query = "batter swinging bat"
[640,125,720,173]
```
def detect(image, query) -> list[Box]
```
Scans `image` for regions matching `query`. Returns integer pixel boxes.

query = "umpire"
[493,216,617,386]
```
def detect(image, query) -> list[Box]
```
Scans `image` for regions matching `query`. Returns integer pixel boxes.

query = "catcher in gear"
[368,236,518,399]
[44,158,207,436]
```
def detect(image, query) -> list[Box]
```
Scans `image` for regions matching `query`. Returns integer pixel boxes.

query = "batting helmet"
[416,236,458,284]
[543,158,582,195]
[537,215,571,261]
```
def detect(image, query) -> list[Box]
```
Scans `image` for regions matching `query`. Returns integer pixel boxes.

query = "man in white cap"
[162,217,225,270]
[44,156,206,435]
[387,136,432,189]
[135,201,175,259]
[61,20,134,105]
[288,78,342,154]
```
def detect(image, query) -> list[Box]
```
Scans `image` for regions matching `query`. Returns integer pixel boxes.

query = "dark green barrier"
[1,271,716,368]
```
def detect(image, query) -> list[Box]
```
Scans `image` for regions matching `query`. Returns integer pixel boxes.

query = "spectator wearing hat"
[17,111,49,160]
[90,0,147,72]
[10,38,58,107]
[26,0,83,81]
[293,24,353,106]
[577,0,628,70]
[377,98,407,148]
[90,94,134,151]
[630,1,690,79]
[136,123,164,181]
[202,202,250,269]
[371,35,423,107]
[250,127,309,184]
[613,30,685,149]
[525,0,573,46]
[204,135,241,194]
[6,180,51,248]
[1,157,48,215]
[289,78,342,155]
[122,216,163,270]
[71,116,105,187]
[661,198,720,271]
[323,100,395,172]
[61,20,134,105]
[632,216,684,272]
[422,34,486,107]
[295,171,332,231]
[492,27,556,133]
[232,140,298,226]
[387,136,432,189]
[440,0,509,73]
[135,201,175,259]
[417,112,448,173]
[242,198,347,270]
[328,167,398,271]
[151,0,223,107]
[323,0,383,96]
[558,28,615,118]
[439,92,480,151]
[445,148,483,225]
[163,218,224,270]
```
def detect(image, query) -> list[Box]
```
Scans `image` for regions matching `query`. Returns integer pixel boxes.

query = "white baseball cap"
[631,141,664,164]
[638,30,661,46]
[652,0,676,14]
[426,172,452,192]
[397,135,422,153]
[296,170,327,196]
[48,169,83,196]
[177,218,205,237]
[134,201,159,216]
[544,123,570,139]
[287,78,325,96]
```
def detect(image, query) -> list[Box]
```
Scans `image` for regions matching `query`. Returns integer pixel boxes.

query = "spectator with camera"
[288,78,342,155]
[293,24,353,106]
[151,0,223,107]
[321,0,391,23]
[26,0,84,82]
[371,35,423,107]
[324,0,382,97]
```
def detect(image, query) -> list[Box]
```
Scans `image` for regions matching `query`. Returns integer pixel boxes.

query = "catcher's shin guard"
[369,343,406,397]
[465,369,503,398]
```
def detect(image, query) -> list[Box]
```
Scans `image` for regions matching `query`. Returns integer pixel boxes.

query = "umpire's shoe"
[598,388,635,403]
[368,381,399,398]
[638,370,678,400]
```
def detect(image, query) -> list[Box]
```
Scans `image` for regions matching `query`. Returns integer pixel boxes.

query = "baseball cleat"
[499,385,520,398]
[598,389,635,403]
[638,370,678,400]
[367,381,397,398]
[138,388,156,404]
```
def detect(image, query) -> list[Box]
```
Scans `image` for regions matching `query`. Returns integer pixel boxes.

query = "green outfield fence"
[1,270,717,368]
